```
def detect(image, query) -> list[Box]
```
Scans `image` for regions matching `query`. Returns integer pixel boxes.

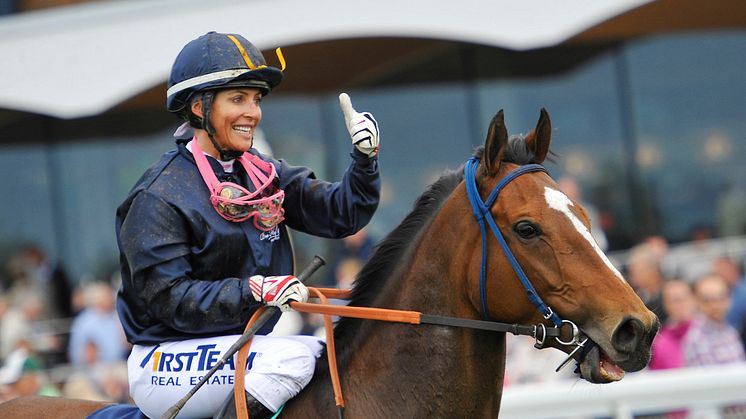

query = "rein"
[233,287,567,419]
[293,288,569,417]
[292,288,563,341]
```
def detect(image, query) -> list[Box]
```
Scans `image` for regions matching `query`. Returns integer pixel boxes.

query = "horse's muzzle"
[575,315,660,383]
[610,315,660,372]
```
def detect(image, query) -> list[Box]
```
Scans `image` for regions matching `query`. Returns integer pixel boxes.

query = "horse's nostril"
[612,317,644,353]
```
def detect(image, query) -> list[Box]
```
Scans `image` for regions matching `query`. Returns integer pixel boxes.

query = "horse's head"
[469,109,659,384]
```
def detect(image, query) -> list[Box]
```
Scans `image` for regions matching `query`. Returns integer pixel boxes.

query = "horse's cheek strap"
[465,159,493,320]
[464,159,562,326]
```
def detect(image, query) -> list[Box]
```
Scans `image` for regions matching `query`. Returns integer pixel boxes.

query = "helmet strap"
[201,91,243,161]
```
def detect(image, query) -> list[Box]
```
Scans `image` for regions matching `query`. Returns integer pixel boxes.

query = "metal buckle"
[553,320,588,372]
[555,319,582,346]
[542,307,554,320]
[533,324,547,348]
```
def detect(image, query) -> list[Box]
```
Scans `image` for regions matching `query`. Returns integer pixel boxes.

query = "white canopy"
[0,0,653,119]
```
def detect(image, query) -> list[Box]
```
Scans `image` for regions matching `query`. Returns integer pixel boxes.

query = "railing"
[500,364,746,419]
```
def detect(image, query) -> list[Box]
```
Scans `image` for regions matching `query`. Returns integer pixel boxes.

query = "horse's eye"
[514,221,540,239]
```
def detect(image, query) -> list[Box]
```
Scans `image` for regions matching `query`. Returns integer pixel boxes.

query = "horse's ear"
[484,109,508,175]
[526,108,551,164]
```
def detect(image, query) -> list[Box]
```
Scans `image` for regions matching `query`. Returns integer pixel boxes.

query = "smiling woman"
[108,31,383,419]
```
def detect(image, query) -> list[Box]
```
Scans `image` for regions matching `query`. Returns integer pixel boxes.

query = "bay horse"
[0,109,659,418]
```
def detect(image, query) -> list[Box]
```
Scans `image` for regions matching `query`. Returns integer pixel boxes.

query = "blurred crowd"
[0,244,129,404]
[2,218,746,413]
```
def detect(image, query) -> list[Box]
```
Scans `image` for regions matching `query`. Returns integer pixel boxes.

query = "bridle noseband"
[464,157,588,362]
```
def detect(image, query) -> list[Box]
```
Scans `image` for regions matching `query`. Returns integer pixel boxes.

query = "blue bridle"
[464,157,563,327]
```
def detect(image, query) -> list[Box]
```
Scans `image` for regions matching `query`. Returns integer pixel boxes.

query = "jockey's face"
[193,87,263,158]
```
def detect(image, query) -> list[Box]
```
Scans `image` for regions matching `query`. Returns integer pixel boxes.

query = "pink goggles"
[192,139,285,231]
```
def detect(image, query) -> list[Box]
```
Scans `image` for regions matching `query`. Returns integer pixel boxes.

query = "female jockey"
[115,32,380,419]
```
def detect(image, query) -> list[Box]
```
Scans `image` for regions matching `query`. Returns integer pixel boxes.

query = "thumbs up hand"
[339,93,380,158]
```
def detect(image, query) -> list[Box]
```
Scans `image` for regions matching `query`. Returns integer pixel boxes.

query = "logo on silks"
[259,226,280,242]
[139,344,259,387]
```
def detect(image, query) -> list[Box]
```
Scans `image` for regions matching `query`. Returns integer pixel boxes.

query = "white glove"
[339,93,380,157]
[249,275,308,312]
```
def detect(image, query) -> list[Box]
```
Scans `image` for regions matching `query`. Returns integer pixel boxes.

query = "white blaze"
[543,186,625,282]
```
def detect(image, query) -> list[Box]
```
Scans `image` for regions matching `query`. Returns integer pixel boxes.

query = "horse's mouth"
[577,342,625,383]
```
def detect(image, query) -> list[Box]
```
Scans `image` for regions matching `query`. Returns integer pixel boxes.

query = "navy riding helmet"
[166,32,285,159]
[166,31,284,114]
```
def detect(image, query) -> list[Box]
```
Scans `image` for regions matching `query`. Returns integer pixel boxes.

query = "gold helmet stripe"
[227,35,260,70]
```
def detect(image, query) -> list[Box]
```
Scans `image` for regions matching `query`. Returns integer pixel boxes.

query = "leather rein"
[235,287,567,419]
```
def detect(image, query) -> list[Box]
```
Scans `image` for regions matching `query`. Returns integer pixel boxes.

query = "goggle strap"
[245,163,269,189]
[193,139,281,202]
[251,164,271,184]
[237,154,275,192]
[244,165,262,189]
[240,152,274,175]
[191,139,223,194]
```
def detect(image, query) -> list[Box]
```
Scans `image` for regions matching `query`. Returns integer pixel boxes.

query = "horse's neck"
[291,185,507,418]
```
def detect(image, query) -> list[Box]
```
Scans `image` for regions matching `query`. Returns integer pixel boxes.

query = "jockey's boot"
[213,388,273,419]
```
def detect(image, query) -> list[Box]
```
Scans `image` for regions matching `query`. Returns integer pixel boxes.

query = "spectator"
[327,228,375,286]
[649,279,696,370]
[63,361,130,403]
[5,245,73,319]
[68,282,128,366]
[643,235,670,263]
[719,257,746,348]
[0,348,59,402]
[713,256,746,320]
[0,291,45,360]
[713,256,745,291]
[682,273,745,366]
[668,225,717,283]
[626,243,667,324]
[23,245,73,318]
[334,257,363,291]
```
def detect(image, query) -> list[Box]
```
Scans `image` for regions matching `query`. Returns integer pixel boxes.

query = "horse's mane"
[331,165,464,348]
[331,135,536,351]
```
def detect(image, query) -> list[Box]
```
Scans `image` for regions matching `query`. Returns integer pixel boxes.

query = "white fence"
[500,364,746,419]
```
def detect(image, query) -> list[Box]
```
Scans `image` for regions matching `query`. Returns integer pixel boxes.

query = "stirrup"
[213,388,272,419]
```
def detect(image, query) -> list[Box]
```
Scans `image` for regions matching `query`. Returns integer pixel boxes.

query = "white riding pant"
[127,334,323,419]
